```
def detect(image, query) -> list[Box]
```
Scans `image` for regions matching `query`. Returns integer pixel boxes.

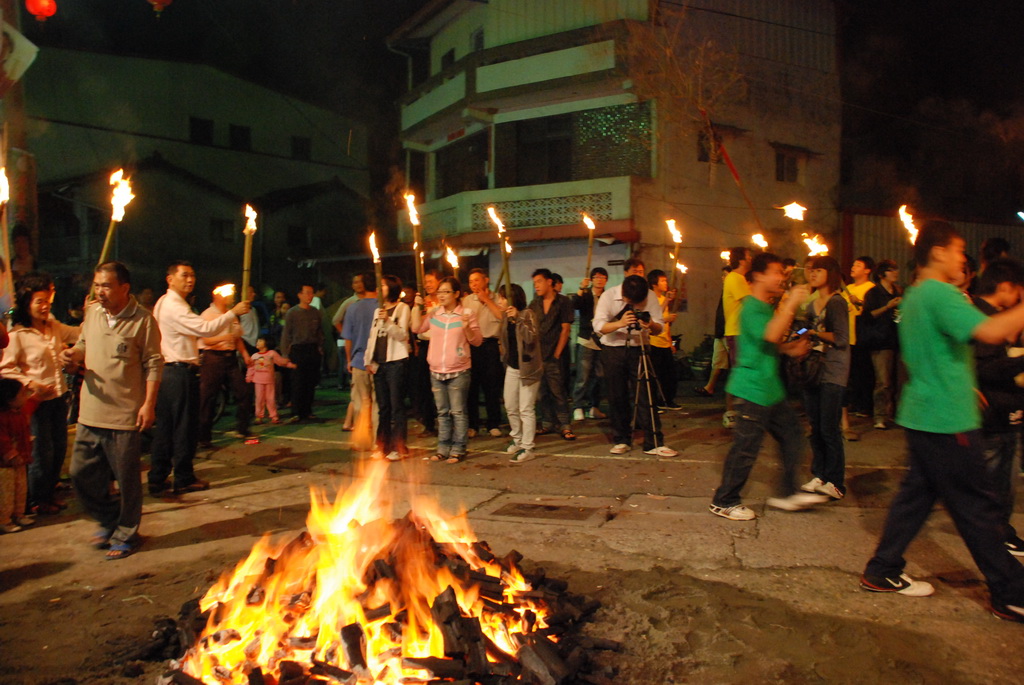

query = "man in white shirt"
[463,268,507,437]
[149,261,249,496]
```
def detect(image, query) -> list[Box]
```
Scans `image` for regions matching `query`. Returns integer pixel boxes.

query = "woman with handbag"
[799,256,851,500]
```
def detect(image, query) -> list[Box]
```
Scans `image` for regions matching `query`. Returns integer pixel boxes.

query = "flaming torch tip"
[109,168,135,223]
[898,205,918,245]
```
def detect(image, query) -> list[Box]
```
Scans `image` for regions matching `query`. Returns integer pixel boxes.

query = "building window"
[287,224,309,248]
[229,125,252,152]
[291,136,312,161]
[775,151,800,183]
[698,130,724,163]
[211,218,235,244]
[189,117,214,145]
[436,130,489,199]
[470,28,484,52]
[440,48,456,71]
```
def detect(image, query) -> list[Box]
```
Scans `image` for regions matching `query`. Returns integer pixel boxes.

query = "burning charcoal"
[310,659,355,684]
[244,636,262,660]
[246,586,266,605]
[383,622,403,642]
[373,558,396,580]
[288,592,312,610]
[211,629,242,645]
[430,586,460,624]
[288,633,320,650]
[401,656,467,680]
[363,602,392,621]
[517,638,569,685]
[340,622,368,672]
[280,678,309,685]
[472,541,495,562]
[279,660,306,679]
[482,635,518,666]
[499,550,523,570]
[247,666,266,685]
[157,670,205,685]
[376,647,401,661]
[523,610,537,633]
[212,665,234,681]
[541,578,568,594]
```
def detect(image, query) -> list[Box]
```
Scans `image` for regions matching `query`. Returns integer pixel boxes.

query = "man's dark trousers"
[198,350,251,441]
[290,343,321,419]
[468,338,504,431]
[149,364,200,490]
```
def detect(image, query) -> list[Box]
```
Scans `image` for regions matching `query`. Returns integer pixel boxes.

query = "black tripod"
[630,326,666,449]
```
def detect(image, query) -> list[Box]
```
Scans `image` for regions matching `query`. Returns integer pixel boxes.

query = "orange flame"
[487,206,505,235]
[781,202,807,221]
[109,169,134,222]
[0,168,8,205]
[751,234,768,249]
[898,205,918,244]
[802,233,829,256]
[666,219,682,245]
[676,262,688,275]
[720,250,730,261]
[180,461,550,683]
[446,245,459,271]
[213,284,236,299]
[582,214,595,231]
[405,193,420,226]
[244,204,258,235]
[504,239,512,254]
[369,232,381,264]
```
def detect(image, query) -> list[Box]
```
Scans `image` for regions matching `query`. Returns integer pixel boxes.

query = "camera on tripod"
[615,304,651,331]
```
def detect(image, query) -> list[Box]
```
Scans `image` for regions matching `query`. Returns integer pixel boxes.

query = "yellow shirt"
[650,293,672,348]
[846,280,875,346]
[723,271,751,337]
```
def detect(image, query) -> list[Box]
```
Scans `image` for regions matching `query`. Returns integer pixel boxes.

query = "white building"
[388,0,840,347]
[22,47,369,294]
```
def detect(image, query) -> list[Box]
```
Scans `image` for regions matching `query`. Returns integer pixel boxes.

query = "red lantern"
[148,0,173,13]
[25,0,57,22]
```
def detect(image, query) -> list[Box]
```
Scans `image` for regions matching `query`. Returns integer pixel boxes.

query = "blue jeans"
[431,370,470,457]
[572,345,602,410]
[803,382,846,492]
[28,395,69,507]
[712,398,804,507]
[373,359,408,454]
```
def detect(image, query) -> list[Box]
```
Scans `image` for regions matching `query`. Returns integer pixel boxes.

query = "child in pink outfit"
[246,337,296,424]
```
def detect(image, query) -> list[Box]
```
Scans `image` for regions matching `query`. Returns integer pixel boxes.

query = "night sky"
[18,0,1024,222]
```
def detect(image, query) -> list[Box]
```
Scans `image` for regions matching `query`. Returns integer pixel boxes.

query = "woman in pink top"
[246,336,296,423]
[411,277,482,462]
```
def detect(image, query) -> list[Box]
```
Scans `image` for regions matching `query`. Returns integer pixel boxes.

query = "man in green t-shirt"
[861,220,1024,622]
[709,253,829,521]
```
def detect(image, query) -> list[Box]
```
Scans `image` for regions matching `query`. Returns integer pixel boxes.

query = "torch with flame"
[445,244,460,281]
[241,204,258,301]
[0,167,10,300]
[370,232,385,309]
[666,219,684,292]
[802,233,829,256]
[213,284,236,301]
[582,214,596,284]
[781,202,807,221]
[487,206,511,294]
[97,169,135,267]
[751,234,768,250]
[720,250,730,261]
[405,193,425,296]
[899,205,918,245]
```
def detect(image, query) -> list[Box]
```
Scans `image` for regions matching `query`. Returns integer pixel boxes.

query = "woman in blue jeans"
[799,256,851,500]
[411,277,482,463]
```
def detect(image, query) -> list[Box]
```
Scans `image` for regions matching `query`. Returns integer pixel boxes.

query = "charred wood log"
[340,622,368,674]
[246,667,266,685]
[401,656,467,680]
[310,659,355,684]
[363,602,392,622]
[157,670,205,685]
[517,637,569,685]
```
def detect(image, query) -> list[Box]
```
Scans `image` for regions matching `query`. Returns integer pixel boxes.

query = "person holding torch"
[197,284,253,448]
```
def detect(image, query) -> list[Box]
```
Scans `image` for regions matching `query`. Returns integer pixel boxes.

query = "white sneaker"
[504,441,521,454]
[488,428,503,438]
[708,504,756,521]
[610,443,630,455]
[800,477,825,493]
[860,572,935,597]
[767,492,829,511]
[587,407,606,419]
[815,481,845,499]
[509,450,536,464]
[385,451,402,462]
[1,523,22,533]
[572,408,585,422]
[644,445,678,457]
[369,450,386,460]
[722,410,737,428]
[874,421,887,430]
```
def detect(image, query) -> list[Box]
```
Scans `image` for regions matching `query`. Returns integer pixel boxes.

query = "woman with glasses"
[411,277,482,463]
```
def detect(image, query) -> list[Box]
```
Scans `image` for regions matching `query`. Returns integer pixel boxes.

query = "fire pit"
[156,462,617,684]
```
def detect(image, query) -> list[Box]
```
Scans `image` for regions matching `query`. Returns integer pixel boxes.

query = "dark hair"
[914,220,960,268]
[438,276,462,299]
[623,256,645,272]
[166,260,193,276]
[965,254,978,275]
[532,268,553,281]
[381,275,402,304]
[360,271,377,292]
[424,269,443,281]
[782,258,797,268]
[11,223,30,242]
[257,335,277,350]
[853,256,875,272]
[96,261,131,286]
[729,247,749,270]
[501,283,527,311]
[748,252,782,282]
[298,283,315,293]
[12,272,54,328]
[468,267,488,278]
[809,255,844,292]
[0,378,23,410]
[975,258,1024,296]
[590,267,608,279]
[874,259,899,283]
[622,274,649,304]
[647,269,667,289]
[982,237,1011,265]
[552,273,563,285]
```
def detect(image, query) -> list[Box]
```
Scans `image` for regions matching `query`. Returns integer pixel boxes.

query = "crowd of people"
[1,225,1023,623]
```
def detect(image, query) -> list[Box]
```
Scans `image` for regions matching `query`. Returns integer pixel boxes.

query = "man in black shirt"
[528,269,576,440]
[572,267,607,420]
